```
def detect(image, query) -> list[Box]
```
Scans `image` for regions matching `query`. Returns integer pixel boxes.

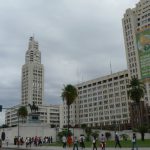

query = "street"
[1,145,150,150]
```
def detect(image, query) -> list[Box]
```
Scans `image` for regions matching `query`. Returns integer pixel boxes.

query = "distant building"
[22,36,44,106]
[63,70,131,129]
[63,0,150,129]
[5,37,62,128]
[122,0,150,105]
[122,0,150,127]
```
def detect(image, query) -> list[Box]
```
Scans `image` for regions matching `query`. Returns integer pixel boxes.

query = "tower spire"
[110,60,112,75]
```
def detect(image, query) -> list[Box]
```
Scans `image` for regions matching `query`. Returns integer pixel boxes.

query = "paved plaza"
[1,144,150,150]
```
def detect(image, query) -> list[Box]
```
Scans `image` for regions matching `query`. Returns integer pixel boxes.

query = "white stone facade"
[5,37,61,128]
[63,70,130,128]
[5,104,61,128]
[122,0,150,105]
[22,37,44,106]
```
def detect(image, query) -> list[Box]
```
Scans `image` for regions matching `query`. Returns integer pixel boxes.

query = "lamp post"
[55,125,58,142]
[71,121,75,138]
[17,114,20,148]
[73,123,74,138]
[113,119,116,133]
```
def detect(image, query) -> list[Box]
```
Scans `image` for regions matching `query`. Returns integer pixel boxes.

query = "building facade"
[5,104,61,128]
[122,0,150,105]
[63,70,131,129]
[63,0,150,129]
[122,0,150,128]
[22,37,44,106]
[5,37,61,128]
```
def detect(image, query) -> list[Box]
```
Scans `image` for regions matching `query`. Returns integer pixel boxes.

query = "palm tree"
[61,84,78,137]
[17,106,28,123]
[128,77,145,127]
[138,125,148,141]
[85,127,92,141]
[81,124,87,135]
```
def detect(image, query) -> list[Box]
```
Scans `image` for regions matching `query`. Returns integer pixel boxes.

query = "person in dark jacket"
[115,133,121,148]
[132,133,138,150]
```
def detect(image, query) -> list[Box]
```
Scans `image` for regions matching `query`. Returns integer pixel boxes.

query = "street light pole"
[17,115,20,148]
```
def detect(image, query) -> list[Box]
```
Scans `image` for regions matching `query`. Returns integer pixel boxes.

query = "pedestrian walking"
[100,134,106,150]
[115,132,121,148]
[79,135,85,149]
[50,136,53,143]
[73,136,78,150]
[0,138,2,149]
[62,135,67,149]
[92,136,97,150]
[67,135,73,147]
[5,137,9,146]
[132,133,138,150]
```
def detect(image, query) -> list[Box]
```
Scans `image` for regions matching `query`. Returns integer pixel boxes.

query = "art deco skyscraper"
[21,37,44,106]
[122,0,150,105]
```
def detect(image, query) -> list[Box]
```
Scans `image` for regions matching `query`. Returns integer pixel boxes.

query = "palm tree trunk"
[138,103,142,127]
[67,105,70,137]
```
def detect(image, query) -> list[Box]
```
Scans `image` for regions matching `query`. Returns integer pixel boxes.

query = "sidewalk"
[2,144,150,150]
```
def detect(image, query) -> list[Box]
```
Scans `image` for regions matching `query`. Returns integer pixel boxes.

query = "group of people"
[14,136,53,147]
[115,132,138,150]
[92,134,106,150]
[62,132,138,150]
[25,136,53,147]
[62,135,85,150]
[62,134,106,150]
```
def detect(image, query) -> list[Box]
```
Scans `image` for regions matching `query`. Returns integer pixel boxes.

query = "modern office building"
[63,70,131,129]
[63,0,150,129]
[122,0,150,128]
[122,0,150,105]
[5,37,61,128]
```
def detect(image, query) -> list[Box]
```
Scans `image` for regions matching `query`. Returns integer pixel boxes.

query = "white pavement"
[2,144,150,150]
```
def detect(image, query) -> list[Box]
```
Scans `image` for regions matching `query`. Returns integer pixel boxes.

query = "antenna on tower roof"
[110,60,112,75]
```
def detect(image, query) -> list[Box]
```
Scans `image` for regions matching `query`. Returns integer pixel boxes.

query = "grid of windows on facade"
[32,67,43,105]
[122,0,150,79]
[123,12,138,78]
[136,0,150,30]
[22,66,43,105]
[22,67,29,105]
[77,72,130,127]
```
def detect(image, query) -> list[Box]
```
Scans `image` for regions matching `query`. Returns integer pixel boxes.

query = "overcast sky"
[0,0,138,125]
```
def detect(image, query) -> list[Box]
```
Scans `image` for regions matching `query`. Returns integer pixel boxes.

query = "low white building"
[5,104,61,128]
[63,70,131,129]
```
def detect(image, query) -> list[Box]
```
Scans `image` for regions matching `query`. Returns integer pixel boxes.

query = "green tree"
[61,84,78,137]
[105,132,111,140]
[17,106,28,123]
[85,127,92,141]
[138,125,148,141]
[128,77,145,126]
[120,133,129,141]
[0,124,8,128]
[81,124,87,134]
[58,129,72,141]
[91,130,99,139]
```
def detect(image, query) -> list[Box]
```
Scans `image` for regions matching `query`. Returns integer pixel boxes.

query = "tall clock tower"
[21,37,44,106]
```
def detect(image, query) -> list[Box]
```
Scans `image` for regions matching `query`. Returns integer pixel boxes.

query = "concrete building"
[22,36,44,106]
[5,104,61,128]
[5,37,61,128]
[122,0,150,105]
[122,0,150,128]
[63,0,150,129]
[63,70,131,129]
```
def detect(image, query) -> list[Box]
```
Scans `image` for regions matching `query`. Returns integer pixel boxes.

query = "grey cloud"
[0,0,138,124]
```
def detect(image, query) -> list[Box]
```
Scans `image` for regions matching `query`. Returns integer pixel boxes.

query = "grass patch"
[43,139,150,148]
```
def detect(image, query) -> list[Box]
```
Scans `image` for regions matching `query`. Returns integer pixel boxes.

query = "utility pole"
[17,114,20,148]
